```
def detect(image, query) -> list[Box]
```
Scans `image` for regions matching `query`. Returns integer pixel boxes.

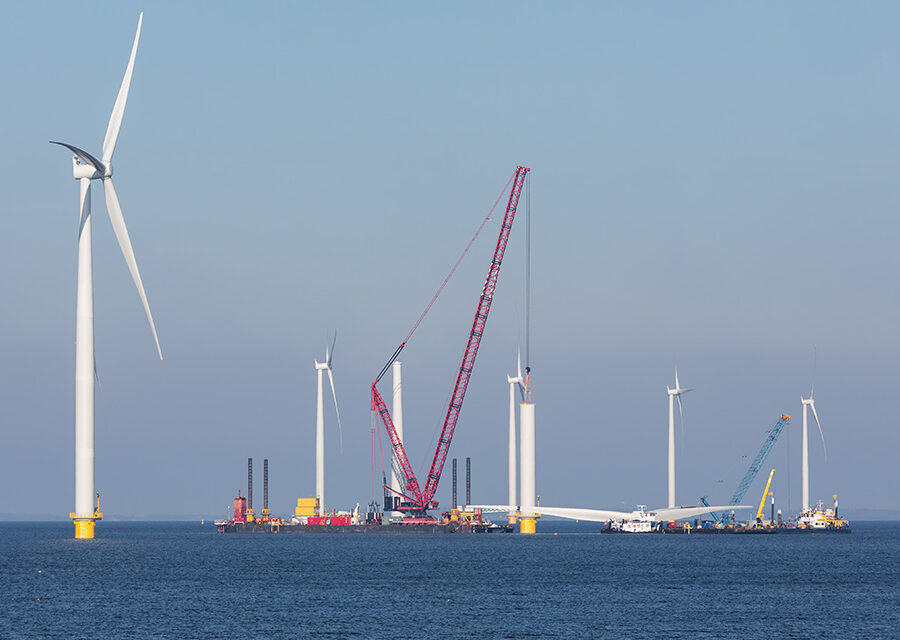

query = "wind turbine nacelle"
[71,158,112,180]
[72,157,102,180]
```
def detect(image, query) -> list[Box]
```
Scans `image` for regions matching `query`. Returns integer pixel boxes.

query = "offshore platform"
[216,457,512,534]
[217,167,530,535]
[616,413,850,534]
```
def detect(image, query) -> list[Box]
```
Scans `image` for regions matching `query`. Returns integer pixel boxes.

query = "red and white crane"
[370,166,530,515]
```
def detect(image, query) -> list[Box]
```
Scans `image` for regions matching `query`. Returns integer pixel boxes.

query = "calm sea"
[1,520,897,639]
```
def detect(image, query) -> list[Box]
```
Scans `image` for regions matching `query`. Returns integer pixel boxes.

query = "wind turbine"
[314,333,343,516]
[666,368,692,509]
[52,13,160,540]
[506,350,525,522]
[800,381,826,513]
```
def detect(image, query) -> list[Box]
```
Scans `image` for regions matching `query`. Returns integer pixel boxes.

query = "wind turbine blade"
[328,330,336,368]
[102,13,143,164]
[675,367,680,391]
[810,401,826,461]
[327,368,343,452]
[534,506,634,522]
[50,142,104,173]
[677,393,685,440]
[517,348,522,379]
[102,178,162,359]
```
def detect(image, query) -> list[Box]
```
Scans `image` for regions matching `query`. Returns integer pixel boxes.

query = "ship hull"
[217,522,513,534]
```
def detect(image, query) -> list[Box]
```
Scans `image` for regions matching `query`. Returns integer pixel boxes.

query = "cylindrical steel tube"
[248,458,253,511]
[452,458,457,510]
[520,403,535,514]
[466,457,471,507]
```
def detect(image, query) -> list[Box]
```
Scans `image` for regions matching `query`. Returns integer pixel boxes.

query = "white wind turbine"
[801,380,826,513]
[314,333,343,516]
[506,350,525,520]
[51,13,160,540]
[666,368,691,509]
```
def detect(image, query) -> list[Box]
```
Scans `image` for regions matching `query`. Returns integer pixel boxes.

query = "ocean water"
[1,521,897,639]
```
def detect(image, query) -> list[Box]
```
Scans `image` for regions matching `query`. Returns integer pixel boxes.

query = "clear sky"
[1,2,898,519]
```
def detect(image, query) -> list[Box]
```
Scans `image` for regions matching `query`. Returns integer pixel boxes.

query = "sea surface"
[1,520,897,639]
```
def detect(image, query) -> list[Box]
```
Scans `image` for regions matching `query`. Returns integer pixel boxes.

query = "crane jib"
[371,384,423,505]
[370,166,530,510]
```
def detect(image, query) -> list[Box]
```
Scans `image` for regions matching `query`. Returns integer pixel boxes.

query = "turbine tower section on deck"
[388,361,405,520]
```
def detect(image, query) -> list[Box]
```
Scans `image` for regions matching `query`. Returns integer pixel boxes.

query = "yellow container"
[295,497,318,517]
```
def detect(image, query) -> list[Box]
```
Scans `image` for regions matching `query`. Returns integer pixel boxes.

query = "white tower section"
[506,356,524,521]
[390,361,404,519]
[519,402,536,515]
[315,359,327,515]
[667,391,675,509]
[801,397,811,512]
[507,379,517,515]
[74,177,95,521]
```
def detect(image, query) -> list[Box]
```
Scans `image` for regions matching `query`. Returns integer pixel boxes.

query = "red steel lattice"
[371,166,530,508]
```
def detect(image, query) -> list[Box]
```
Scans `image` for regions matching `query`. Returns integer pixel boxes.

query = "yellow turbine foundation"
[71,511,102,539]
[519,517,537,534]
[74,520,95,539]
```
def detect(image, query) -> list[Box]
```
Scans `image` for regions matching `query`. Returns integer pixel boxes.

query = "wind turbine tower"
[52,13,161,539]
[666,369,691,509]
[507,352,525,525]
[800,384,825,513]
[519,377,537,534]
[313,336,343,516]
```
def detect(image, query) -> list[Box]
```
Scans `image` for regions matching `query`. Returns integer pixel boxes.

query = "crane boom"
[707,414,790,524]
[421,166,529,504]
[371,384,424,504]
[371,166,530,510]
[756,469,775,521]
[729,414,790,508]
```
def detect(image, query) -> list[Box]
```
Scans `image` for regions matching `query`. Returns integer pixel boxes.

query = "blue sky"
[1,2,899,518]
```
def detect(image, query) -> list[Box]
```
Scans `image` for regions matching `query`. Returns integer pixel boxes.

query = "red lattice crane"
[371,166,530,512]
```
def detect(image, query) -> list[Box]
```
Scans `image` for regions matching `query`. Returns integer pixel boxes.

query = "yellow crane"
[755,469,775,527]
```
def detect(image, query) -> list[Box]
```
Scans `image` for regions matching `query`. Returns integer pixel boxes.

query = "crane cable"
[374,172,516,384]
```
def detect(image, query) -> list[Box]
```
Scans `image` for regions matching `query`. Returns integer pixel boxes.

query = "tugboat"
[793,495,851,532]
[605,506,660,533]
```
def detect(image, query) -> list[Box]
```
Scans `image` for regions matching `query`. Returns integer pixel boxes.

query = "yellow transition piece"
[70,511,102,539]
[74,520,95,539]
[519,517,537,534]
